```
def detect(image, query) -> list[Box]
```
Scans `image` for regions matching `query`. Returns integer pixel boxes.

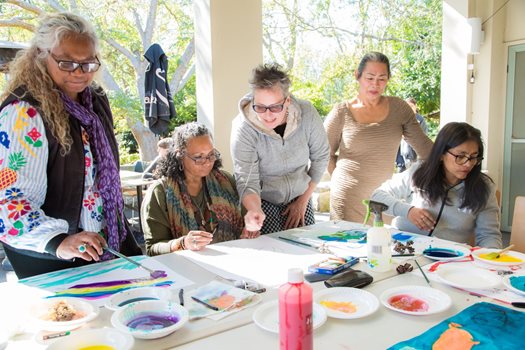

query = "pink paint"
[279,269,313,350]
[389,294,429,312]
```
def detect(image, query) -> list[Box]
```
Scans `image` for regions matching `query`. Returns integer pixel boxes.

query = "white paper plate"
[314,287,379,319]
[503,273,525,297]
[105,287,172,311]
[380,285,451,315]
[436,265,501,289]
[252,300,326,333]
[422,244,471,261]
[30,297,99,332]
[472,249,525,266]
[47,328,134,350]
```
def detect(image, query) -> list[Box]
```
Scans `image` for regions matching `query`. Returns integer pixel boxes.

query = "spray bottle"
[363,200,391,272]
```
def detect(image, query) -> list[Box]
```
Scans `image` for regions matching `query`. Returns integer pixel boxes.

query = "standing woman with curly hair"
[372,122,501,248]
[141,122,251,256]
[0,13,141,278]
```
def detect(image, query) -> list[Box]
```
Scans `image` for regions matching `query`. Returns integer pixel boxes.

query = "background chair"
[510,196,525,253]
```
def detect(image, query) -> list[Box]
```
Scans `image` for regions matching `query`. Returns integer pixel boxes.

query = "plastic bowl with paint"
[47,328,134,350]
[111,300,188,339]
[104,287,172,311]
[31,297,99,332]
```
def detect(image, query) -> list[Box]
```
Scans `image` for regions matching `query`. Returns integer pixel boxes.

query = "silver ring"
[192,238,197,245]
[78,244,87,253]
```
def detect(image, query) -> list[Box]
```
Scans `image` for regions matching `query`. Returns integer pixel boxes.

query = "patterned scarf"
[163,170,243,242]
[60,87,126,259]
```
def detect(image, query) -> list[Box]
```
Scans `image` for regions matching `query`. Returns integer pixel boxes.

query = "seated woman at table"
[0,13,142,279]
[141,122,254,256]
[371,122,502,248]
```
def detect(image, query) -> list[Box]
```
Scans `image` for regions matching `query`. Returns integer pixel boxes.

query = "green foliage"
[264,0,442,120]
[170,75,197,130]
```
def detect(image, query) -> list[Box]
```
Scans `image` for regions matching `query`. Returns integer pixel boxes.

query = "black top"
[273,123,287,137]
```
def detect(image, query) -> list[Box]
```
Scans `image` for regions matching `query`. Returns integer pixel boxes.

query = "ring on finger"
[78,244,87,253]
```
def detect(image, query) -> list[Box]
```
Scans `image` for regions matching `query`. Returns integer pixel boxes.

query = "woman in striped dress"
[324,52,433,223]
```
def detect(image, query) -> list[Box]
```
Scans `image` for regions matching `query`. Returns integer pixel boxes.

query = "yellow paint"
[78,346,115,350]
[320,300,357,314]
[479,253,523,263]
[433,323,479,350]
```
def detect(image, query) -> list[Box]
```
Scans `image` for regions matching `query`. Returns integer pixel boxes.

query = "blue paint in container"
[423,247,463,258]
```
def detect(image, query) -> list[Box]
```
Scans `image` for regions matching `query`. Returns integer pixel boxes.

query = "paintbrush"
[485,244,515,260]
[414,259,431,286]
[104,246,165,279]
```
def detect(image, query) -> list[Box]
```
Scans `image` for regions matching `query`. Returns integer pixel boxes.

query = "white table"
[174,272,521,350]
[1,221,518,349]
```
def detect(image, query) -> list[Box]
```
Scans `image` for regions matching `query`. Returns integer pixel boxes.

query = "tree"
[0,0,195,161]
[262,0,442,118]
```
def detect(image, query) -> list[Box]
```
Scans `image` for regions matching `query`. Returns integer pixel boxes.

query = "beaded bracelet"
[179,236,187,250]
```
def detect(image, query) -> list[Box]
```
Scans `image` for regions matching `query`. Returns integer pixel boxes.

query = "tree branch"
[104,37,139,67]
[0,19,35,32]
[132,9,146,48]
[169,37,194,93]
[143,0,158,48]
[4,0,45,15]
[175,63,194,94]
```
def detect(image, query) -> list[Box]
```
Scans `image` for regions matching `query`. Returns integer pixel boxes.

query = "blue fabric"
[389,302,525,349]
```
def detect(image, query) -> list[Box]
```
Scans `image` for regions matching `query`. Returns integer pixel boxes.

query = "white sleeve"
[0,101,68,253]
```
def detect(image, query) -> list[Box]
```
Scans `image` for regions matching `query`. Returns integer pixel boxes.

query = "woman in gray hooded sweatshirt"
[231,63,329,235]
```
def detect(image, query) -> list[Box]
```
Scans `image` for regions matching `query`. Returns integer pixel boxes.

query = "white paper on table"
[415,260,525,304]
[178,236,331,287]
[18,255,194,307]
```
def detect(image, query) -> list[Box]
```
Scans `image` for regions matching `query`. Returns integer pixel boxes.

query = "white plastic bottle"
[365,200,391,272]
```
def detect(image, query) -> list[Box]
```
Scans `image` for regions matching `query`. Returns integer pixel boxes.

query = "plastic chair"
[133,160,144,173]
[510,196,525,253]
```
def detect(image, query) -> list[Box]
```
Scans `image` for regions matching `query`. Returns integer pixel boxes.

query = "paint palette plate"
[111,300,189,339]
[436,265,501,290]
[422,244,471,261]
[472,248,525,266]
[30,297,99,332]
[380,285,451,316]
[314,287,379,319]
[47,328,134,350]
[502,273,525,297]
[105,287,172,311]
[252,300,326,333]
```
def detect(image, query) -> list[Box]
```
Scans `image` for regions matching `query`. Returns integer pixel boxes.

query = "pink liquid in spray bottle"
[279,268,313,350]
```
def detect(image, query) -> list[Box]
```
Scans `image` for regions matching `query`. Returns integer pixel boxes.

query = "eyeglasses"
[447,150,483,165]
[49,53,101,73]
[252,97,287,113]
[185,149,220,165]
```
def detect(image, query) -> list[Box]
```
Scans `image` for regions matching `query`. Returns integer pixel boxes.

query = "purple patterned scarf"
[60,87,126,260]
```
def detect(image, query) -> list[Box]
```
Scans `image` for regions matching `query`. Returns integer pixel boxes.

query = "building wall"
[442,0,525,193]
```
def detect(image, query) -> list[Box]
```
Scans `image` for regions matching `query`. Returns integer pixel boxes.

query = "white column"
[194,0,263,172]
[440,0,470,126]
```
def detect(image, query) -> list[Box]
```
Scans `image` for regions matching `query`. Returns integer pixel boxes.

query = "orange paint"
[320,300,357,314]
[432,322,480,350]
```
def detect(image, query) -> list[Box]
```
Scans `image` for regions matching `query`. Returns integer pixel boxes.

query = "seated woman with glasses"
[371,122,502,248]
[231,63,329,234]
[0,13,142,278]
[141,122,251,256]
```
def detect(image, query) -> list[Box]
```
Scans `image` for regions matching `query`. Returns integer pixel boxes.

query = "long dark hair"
[156,122,222,180]
[412,122,492,213]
